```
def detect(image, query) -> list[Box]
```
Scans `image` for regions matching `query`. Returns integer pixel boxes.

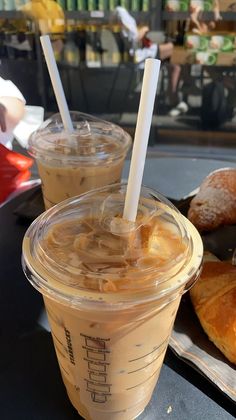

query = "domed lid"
[23,183,203,307]
[28,112,131,163]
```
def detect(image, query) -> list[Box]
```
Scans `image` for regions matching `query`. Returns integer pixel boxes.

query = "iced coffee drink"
[22,183,203,420]
[28,112,131,209]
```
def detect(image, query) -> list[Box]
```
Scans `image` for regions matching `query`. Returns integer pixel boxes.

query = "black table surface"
[1,157,236,420]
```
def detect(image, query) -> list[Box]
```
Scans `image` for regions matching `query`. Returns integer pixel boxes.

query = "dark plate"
[13,187,236,402]
[170,196,236,402]
[13,185,45,222]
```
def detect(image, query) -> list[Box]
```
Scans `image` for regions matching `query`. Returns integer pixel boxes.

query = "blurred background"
[0,0,236,160]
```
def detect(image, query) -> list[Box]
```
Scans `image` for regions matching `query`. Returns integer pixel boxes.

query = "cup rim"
[22,183,203,309]
[28,111,132,163]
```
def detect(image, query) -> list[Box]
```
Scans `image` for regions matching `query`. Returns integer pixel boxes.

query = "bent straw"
[123,58,161,222]
[40,35,74,133]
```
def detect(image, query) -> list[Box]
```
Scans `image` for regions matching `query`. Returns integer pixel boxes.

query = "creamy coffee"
[22,183,203,419]
[29,112,131,209]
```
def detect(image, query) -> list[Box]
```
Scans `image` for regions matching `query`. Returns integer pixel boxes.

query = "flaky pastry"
[190,254,236,364]
[187,168,236,232]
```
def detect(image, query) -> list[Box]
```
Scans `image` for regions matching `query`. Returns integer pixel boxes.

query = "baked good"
[190,254,236,364]
[187,168,236,232]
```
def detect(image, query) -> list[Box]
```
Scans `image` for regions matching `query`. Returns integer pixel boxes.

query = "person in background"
[0,76,26,149]
[187,0,222,35]
[20,0,66,58]
[115,7,181,109]
[169,1,222,117]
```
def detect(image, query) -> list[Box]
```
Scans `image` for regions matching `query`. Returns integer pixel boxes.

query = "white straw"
[123,58,161,222]
[40,35,74,133]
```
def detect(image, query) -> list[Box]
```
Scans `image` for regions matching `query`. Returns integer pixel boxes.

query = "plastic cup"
[22,183,203,420]
[28,112,131,209]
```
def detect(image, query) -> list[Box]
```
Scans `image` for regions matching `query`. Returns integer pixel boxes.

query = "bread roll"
[187,168,236,232]
[190,257,236,364]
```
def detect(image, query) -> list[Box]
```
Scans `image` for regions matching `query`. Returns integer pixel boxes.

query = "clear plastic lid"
[22,183,203,306]
[28,112,131,163]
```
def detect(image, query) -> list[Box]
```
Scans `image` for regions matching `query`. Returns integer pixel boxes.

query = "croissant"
[187,168,236,232]
[190,255,236,364]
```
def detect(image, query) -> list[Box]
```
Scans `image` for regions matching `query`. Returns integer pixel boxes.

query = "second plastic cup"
[28,112,131,209]
[22,183,203,419]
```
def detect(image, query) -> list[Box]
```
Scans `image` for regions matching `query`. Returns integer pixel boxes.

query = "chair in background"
[106,31,145,116]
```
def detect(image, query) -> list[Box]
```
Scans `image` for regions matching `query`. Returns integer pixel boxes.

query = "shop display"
[0,19,36,60]
[189,0,213,11]
[164,0,236,12]
[1,0,236,111]
[164,0,215,11]
[164,0,190,12]
[184,32,236,64]
[185,34,210,50]
[195,50,217,64]
[0,0,151,11]
[209,34,234,52]
[185,33,235,52]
